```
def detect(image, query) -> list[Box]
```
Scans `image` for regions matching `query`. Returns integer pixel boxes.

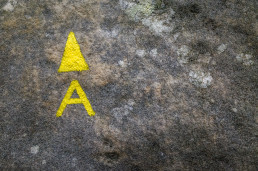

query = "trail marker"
[56,32,95,117]
[58,32,89,72]
[56,80,95,117]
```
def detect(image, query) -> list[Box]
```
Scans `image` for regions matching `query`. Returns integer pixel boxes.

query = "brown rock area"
[0,0,257,170]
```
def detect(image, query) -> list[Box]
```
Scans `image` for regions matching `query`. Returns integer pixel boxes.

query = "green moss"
[155,0,163,9]
[125,0,155,21]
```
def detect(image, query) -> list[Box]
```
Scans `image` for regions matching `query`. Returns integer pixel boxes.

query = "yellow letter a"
[56,80,95,117]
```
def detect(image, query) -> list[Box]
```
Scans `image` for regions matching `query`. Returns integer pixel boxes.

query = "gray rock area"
[0,0,257,170]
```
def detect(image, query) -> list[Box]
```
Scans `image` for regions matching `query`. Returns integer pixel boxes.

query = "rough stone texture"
[0,0,257,170]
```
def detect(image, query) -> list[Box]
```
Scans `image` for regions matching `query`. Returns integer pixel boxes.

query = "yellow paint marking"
[56,80,95,117]
[58,32,89,72]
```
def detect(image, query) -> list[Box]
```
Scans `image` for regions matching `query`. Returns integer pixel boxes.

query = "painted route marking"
[56,32,95,117]
[58,32,89,72]
[56,80,95,117]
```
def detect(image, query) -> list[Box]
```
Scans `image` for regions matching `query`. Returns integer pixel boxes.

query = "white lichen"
[177,45,191,64]
[118,60,126,67]
[189,71,213,88]
[236,53,254,66]
[30,145,39,154]
[142,17,172,36]
[197,56,212,64]
[71,158,77,167]
[217,44,227,54]
[112,105,133,123]
[150,48,158,57]
[136,49,146,57]
[173,32,180,41]
[100,27,120,38]
[120,0,174,36]
[111,28,119,37]
[3,0,14,11]
[128,99,135,106]
[232,108,238,113]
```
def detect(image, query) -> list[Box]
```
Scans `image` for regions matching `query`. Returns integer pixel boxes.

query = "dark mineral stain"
[0,76,4,87]
[232,24,252,36]
[131,164,142,171]
[189,4,201,14]
[0,0,8,8]
[177,3,202,18]
[103,138,113,148]
[100,18,118,31]
[42,5,52,18]
[188,55,199,62]
[191,40,211,55]
[151,141,160,149]
[104,152,120,160]
[203,17,219,31]
[81,20,94,32]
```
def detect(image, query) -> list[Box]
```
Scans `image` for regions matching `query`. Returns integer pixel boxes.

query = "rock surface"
[0,0,257,170]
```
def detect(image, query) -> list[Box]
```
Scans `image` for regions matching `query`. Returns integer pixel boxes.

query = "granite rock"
[0,0,257,170]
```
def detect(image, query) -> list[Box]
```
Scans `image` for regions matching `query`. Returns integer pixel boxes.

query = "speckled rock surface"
[0,0,257,170]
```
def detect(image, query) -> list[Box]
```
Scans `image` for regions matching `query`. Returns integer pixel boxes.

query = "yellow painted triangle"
[58,32,89,72]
